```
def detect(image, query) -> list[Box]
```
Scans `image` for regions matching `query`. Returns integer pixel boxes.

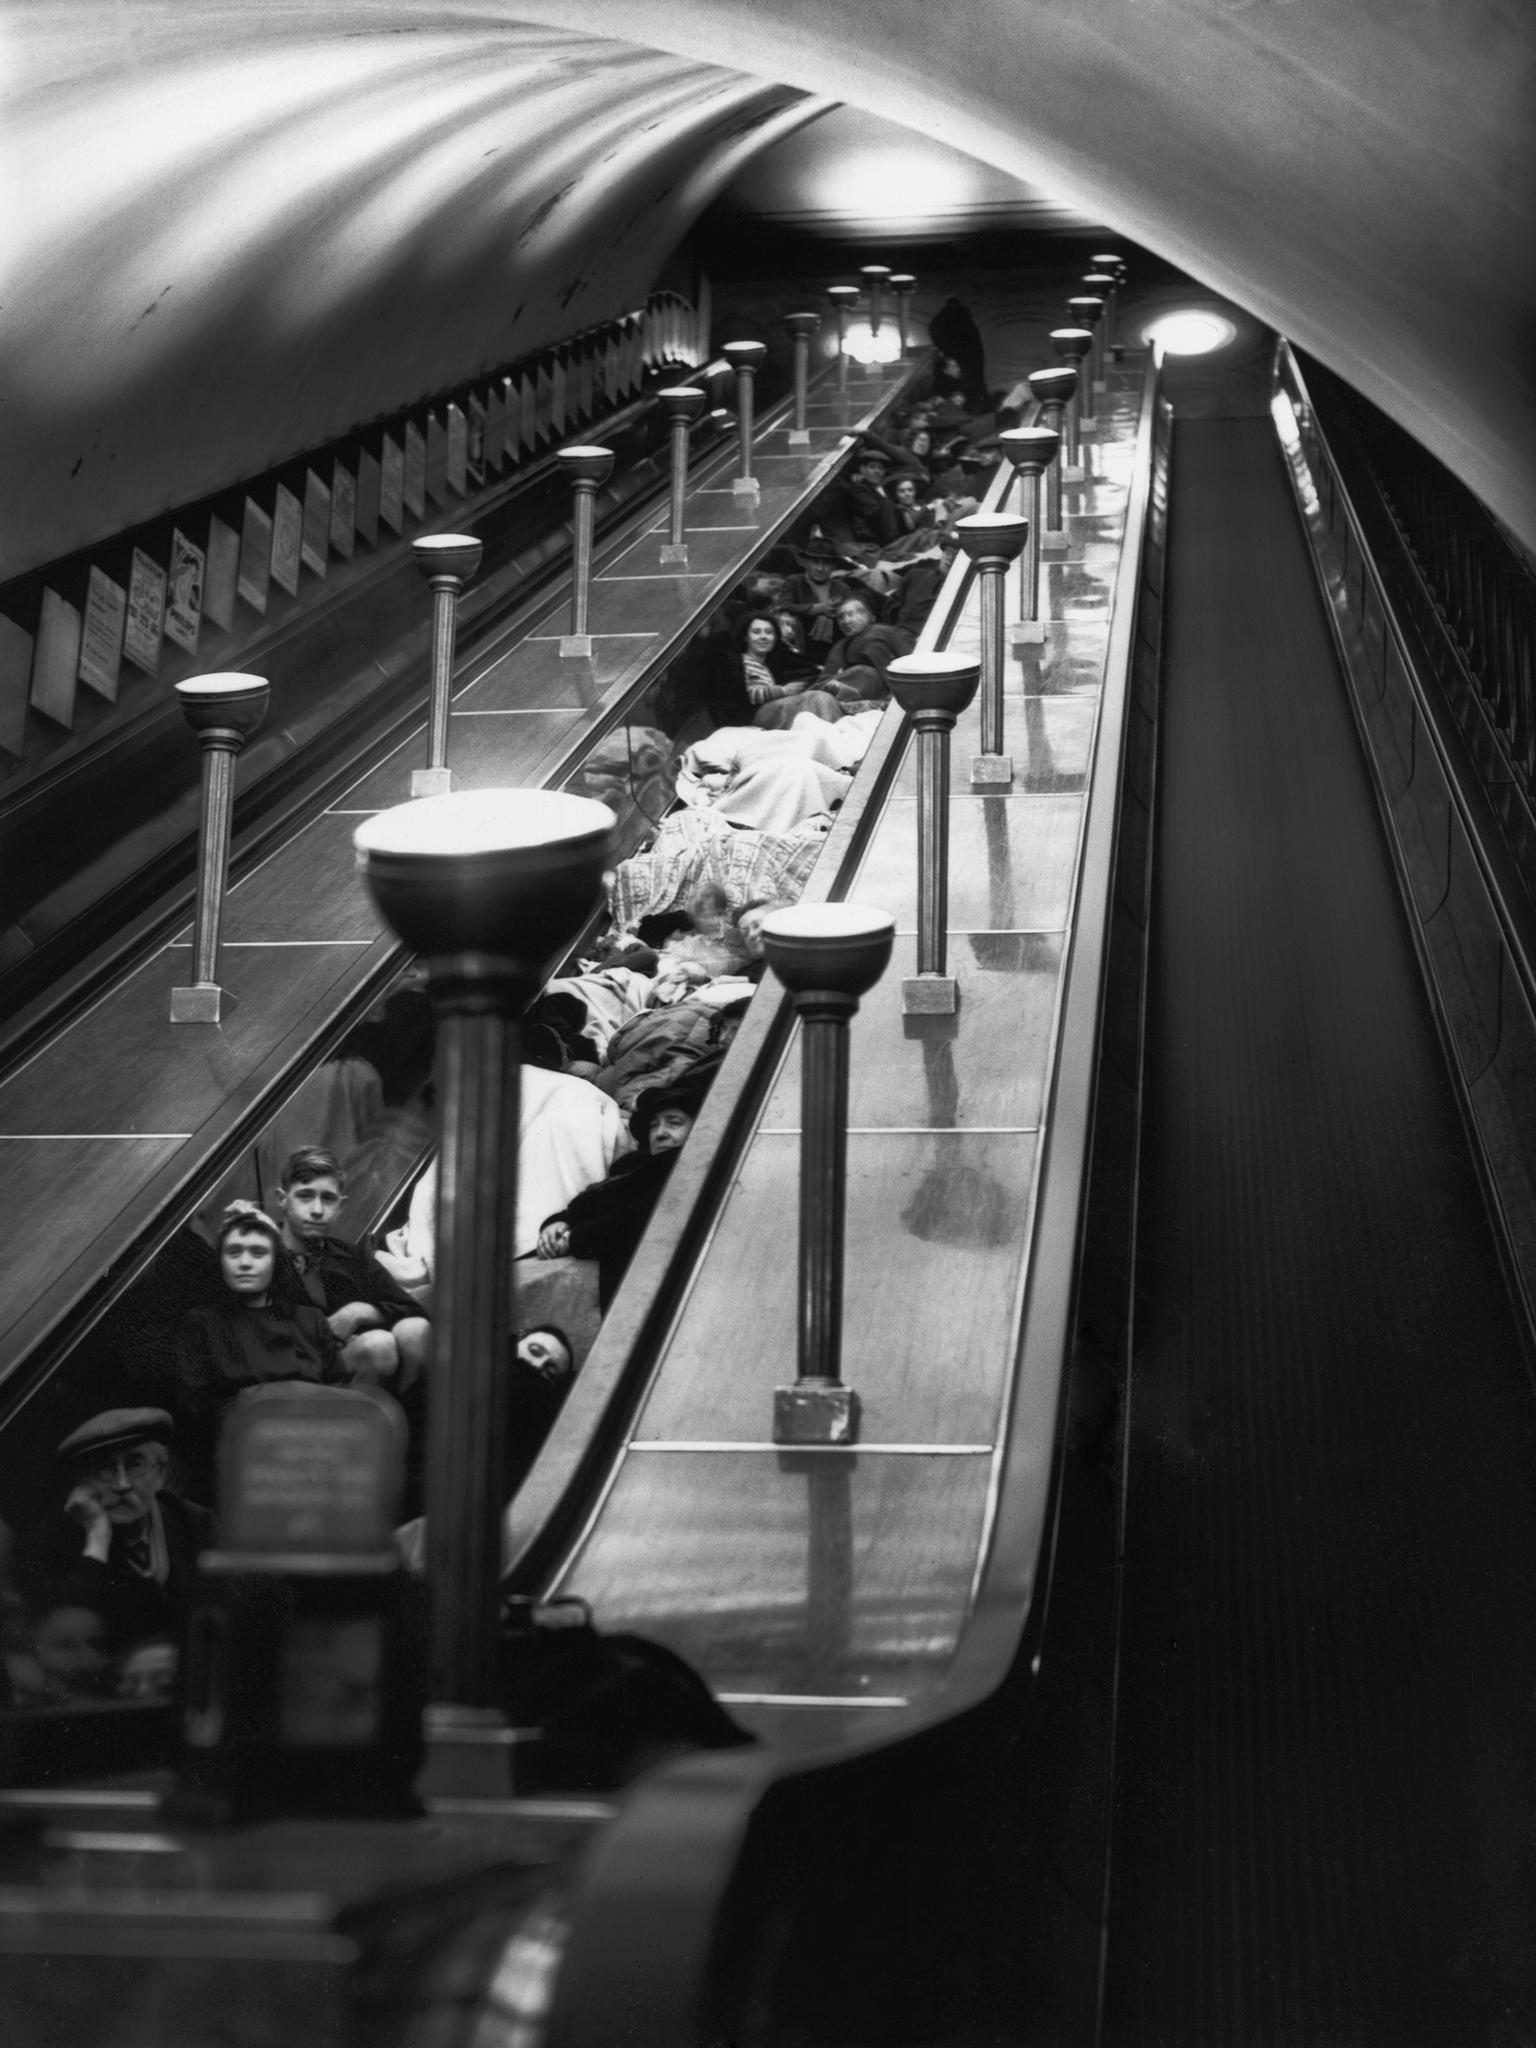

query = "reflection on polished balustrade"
[0,351,922,1386]
[508,343,1157,1758]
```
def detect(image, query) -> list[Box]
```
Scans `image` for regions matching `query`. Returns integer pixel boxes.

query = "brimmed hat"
[793,527,847,566]
[56,1408,173,1463]
[629,1071,712,1147]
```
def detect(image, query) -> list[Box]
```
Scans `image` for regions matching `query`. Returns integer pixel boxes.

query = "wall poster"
[270,483,303,597]
[205,515,240,630]
[403,422,427,520]
[30,588,82,725]
[300,470,331,577]
[163,529,206,655]
[78,565,127,698]
[330,459,356,561]
[237,497,273,613]
[123,548,167,673]
[379,436,404,536]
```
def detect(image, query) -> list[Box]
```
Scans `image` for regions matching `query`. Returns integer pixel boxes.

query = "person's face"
[276,1173,344,1247]
[74,1442,168,1524]
[221,1228,275,1301]
[647,1107,694,1156]
[745,618,777,655]
[803,552,834,583]
[909,430,932,457]
[738,906,773,959]
[117,1640,177,1700]
[35,1607,110,1695]
[837,599,873,636]
[516,1331,574,1385]
[857,459,889,488]
[893,478,918,507]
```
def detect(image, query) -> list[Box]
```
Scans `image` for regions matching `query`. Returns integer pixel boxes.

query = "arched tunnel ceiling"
[0,8,829,578]
[3,0,1533,577]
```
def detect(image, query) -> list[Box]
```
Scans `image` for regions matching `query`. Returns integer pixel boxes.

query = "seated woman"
[534,1075,708,1308]
[705,614,818,729]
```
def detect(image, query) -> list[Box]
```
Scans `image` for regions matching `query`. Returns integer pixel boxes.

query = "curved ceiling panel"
[507,0,1536,550]
[1,7,826,577]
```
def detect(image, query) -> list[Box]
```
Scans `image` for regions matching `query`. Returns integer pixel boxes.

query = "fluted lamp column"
[1091,254,1127,356]
[763,903,895,1446]
[555,445,614,658]
[723,340,767,495]
[998,427,1061,647]
[1028,368,1078,553]
[887,652,981,1018]
[955,515,1028,789]
[1066,297,1106,426]
[355,789,616,1798]
[169,673,270,1024]
[1050,328,1093,480]
[657,386,706,564]
[860,264,892,354]
[1082,274,1117,399]
[889,274,916,358]
[827,285,859,398]
[410,535,483,799]
[784,314,821,444]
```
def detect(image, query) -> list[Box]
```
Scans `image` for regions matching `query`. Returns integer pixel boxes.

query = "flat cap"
[56,1407,174,1462]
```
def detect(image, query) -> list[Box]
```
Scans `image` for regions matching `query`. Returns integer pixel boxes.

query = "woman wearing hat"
[534,1072,710,1308]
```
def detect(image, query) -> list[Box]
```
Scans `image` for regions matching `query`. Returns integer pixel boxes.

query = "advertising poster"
[403,421,426,520]
[330,459,356,561]
[300,470,331,577]
[550,352,567,436]
[270,483,303,597]
[0,613,33,758]
[519,373,537,453]
[78,565,127,698]
[481,389,501,475]
[356,447,382,547]
[464,395,485,485]
[379,436,404,535]
[535,364,553,445]
[445,402,468,494]
[237,497,273,614]
[205,516,240,630]
[425,412,448,506]
[123,547,167,674]
[30,588,82,726]
[163,529,205,655]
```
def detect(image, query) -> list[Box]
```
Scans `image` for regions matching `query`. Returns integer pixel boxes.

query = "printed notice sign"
[220,1391,402,1554]
[481,389,501,475]
[270,483,303,596]
[330,460,356,560]
[238,497,273,614]
[379,435,404,535]
[550,354,567,435]
[78,566,127,699]
[0,613,33,758]
[403,422,427,520]
[301,469,331,577]
[463,398,484,487]
[163,529,205,655]
[30,589,82,726]
[425,412,448,506]
[123,548,167,675]
[446,403,469,497]
[205,515,240,630]
[356,447,382,547]
[535,365,553,444]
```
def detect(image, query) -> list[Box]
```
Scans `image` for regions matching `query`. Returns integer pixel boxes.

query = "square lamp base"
[774,1380,859,1447]
[732,476,761,498]
[1041,529,1072,556]
[1010,620,1047,648]
[170,982,228,1025]
[786,428,812,446]
[658,542,690,566]
[416,1708,523,1802]
[1062,464,1086,484]
[410,766,453,800]
[971,753,1014,789]
[559,634,594,660]
[901,974,960,1015]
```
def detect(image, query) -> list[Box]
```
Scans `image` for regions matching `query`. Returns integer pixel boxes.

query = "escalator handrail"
[538,354,1166,2047]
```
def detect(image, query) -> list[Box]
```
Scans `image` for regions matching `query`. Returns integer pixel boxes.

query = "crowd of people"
[1,361,1003,1711]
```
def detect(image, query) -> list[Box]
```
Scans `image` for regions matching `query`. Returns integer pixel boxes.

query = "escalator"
[1098,349,1536,2041]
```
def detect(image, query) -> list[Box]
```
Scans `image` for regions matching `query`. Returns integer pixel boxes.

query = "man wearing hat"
[780,529,863,646]
[534,1072,710,1307]
[24,1409,211,1651]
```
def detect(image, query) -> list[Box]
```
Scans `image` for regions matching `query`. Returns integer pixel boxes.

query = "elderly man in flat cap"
[25,1408,211,1652]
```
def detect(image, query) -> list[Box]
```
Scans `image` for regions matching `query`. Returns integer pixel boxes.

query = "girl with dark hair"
[705,614,817,728]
